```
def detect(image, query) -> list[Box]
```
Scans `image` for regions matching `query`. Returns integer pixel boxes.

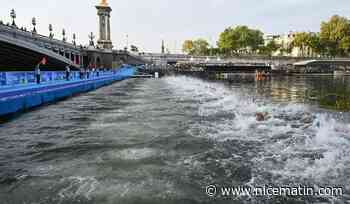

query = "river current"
[0,75,350,204]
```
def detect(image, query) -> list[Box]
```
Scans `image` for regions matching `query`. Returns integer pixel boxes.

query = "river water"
[0,75,350,204]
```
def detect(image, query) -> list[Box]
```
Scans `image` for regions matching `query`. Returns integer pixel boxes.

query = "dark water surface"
[0,75,350,204]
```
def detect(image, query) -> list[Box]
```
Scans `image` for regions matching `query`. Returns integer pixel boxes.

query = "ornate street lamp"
[72,33,76,45]
[62,29,66,42]
[49,24,54,39]
[10,9,16,27]
[32,17,37,33]
[88,32,95,46]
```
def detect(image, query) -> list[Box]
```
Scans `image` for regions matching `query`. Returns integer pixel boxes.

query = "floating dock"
[0,67,135,117]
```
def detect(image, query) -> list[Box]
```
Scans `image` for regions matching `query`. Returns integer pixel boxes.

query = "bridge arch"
[0,31,79,70]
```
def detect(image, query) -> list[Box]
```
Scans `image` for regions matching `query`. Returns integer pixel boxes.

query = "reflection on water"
[220,74,350,111]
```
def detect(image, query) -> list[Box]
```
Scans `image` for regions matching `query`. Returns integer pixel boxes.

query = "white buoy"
[155,72,159,78]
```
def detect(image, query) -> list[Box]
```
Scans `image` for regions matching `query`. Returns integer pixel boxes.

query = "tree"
[208,47,221,56]
[182,40,194,54]
[320,15,350,57]
[291,32,312,57]
[182,39,209,55]
[248,29,265,51]
[192,39,209,55]
[290,32,323,57]
[260,40,280,56]
[217,27,239,55]
[218,25,264,55]
[308,34,321,56]
[340,36,350,54]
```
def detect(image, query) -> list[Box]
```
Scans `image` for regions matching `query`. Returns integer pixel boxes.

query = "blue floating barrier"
[0,66,136,117]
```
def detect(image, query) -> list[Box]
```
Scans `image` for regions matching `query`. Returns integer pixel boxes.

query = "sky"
[1,0,350,53]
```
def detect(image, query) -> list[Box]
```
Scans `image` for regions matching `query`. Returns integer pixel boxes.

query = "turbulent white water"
[165,76,350,202]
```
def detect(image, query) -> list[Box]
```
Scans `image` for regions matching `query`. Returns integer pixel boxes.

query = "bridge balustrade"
[0,24,82,65]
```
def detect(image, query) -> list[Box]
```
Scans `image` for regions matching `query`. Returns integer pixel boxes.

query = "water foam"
[164,76,350,192]
[58,176,99,200]
[108,148,159,161]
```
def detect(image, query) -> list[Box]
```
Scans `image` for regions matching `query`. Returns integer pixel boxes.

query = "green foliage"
[193,39,210,55]
[217,26,264,55]
[260,40,280,56]
[290,32,313,56]
[289,32,325,57]
[217,27,238,54]
[292,32,310,53]
[308,34,323,55]
[340,36,350,54]
[320,15,350,56]
[182,15,350,57]
[182,39,209,56]
[208,47,222,56]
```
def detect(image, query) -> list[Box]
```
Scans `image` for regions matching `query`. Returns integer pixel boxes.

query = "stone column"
[107,15,111,41]
[99,15,104,41]
[96,5,112,49]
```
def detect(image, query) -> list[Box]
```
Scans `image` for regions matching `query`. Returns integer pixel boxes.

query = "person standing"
[87,69,90,79]
[65,66,71,81]
[79,68,84,79]
[35,57,46,84]
[35,65,41,84]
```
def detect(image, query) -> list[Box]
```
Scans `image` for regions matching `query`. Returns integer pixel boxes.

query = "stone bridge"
[0,24,146,70]
[0,24,82,70]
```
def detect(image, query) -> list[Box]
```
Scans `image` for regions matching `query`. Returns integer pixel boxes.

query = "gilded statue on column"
[100,0,108,6]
